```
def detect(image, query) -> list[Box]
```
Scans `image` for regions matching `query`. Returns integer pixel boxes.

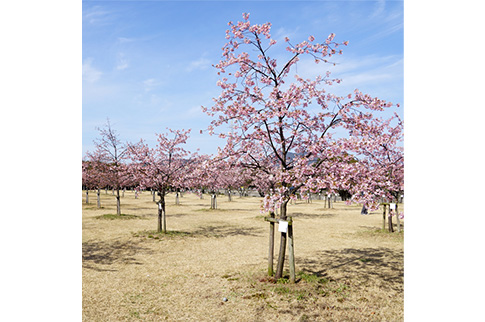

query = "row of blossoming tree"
[83,13,403,280]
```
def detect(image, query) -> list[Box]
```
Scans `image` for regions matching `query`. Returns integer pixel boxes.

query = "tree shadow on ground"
[290,212,336,219]
[191,225,264,238]
[82,239,152,271]
[299,247,403,292]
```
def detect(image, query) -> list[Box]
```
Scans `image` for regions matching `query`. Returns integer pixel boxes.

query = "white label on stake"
[278,220,288,233]
[390,203,396,210]
[158,203,162,210]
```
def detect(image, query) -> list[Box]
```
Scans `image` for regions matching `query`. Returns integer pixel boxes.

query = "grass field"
[82,190,404,321]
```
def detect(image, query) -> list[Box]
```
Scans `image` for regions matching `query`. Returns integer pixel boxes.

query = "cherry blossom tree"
[82,157,105,208]
[203,13,399,279]
[82,160,96,204]
[83,148,112,208]
[128,129,197,233]
[92,119,129,215]
[340,113,404,208]
[193,157,229,209]
[337,113,404,231]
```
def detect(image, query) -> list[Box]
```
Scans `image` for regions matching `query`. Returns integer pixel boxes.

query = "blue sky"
[82,0,403,156]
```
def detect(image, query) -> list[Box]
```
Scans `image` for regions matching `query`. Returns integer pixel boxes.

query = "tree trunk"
[211,193,217,209]
[275,200,289,280]
[162,197,166,233]
[116,188,121,215]
[268,211,275,276]
[97,188,101,208]
[388,210,394,232]
[382,204,387,230]
[395,203,401,233]
[85,190,89,204]
[157,201,162,233]
[175,192,180,205]
[158,192,167,233]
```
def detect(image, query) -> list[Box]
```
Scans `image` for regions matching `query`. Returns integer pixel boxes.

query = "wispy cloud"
[82,58,102,83]
[83,5,112,25]
[143,78,161,92]
[186,57,211,72]
[117,37,135,44]
[116,53,129,70]
[370,0,386,18]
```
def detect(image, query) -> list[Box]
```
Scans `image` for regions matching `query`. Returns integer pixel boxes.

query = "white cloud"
[82,58,102,83]
[370,0,386,18]
[83,6,112,25]
[143,78,160,92]
[116,53,129,70]
[186,57,211,72]
[117,37,135,44]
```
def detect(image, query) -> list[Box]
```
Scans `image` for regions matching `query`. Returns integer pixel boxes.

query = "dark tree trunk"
[97,188,101,208]
[85,190,89,204]
[388,210,394,232]
[158,192,166,233]
[382,204,387,230]
[275,200,289,280]
[116,188,121,215]
[211,193,217,209]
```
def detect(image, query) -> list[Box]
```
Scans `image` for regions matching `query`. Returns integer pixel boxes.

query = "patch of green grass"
[83,206,105,210]
[242,292,267,299]
[195,208,228,212]
[297,271,329,284]
[273,285,290,295]
[96,214,138,220]
[277,277,289,284]
[222,274,240,281]
[132,230,190,239]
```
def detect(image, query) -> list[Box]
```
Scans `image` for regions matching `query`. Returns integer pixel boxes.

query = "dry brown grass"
[83,190,403,321]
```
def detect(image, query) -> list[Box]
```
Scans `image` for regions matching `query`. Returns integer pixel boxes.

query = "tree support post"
[388,208,394,233]
[395,203,401,233]
[381,203,388,231]
[267,211,275,276]
[288,220,295,283]
[264,216,295,283]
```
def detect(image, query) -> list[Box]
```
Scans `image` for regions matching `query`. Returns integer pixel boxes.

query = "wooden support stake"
[288,220,295,283]
[381,203,388,231]
[268,211,275,276]
[264,216,295,282]
[388,209,394,233]
[264,217,293,225]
